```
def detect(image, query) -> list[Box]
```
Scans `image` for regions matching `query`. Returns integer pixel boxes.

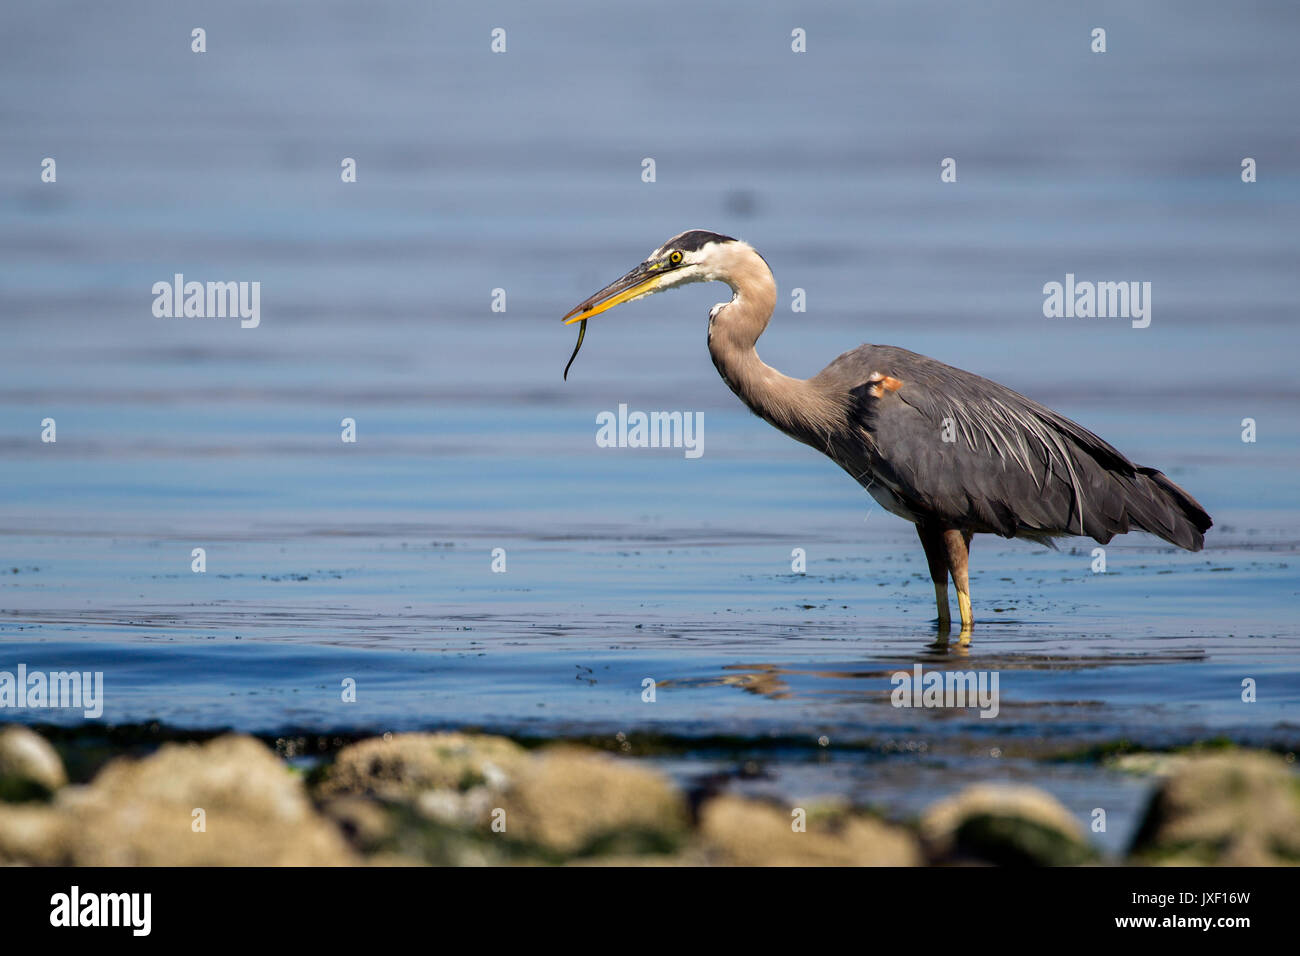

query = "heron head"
[561,229,740,325]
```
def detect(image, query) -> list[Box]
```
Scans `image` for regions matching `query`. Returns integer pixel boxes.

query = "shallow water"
[2,1,1298,857]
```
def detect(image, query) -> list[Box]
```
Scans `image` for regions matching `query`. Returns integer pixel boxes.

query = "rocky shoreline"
[0,724,1296,866]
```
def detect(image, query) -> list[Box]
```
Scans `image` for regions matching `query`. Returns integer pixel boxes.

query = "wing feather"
[814,344,1209,548]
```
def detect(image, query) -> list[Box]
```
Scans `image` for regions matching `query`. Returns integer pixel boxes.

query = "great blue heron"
[562,230,1212,637]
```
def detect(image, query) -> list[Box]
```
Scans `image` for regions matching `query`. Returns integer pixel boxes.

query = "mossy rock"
[954,813,1095,866]
[1129,751,1300,865]
[0,726,67,802]
[920,783,1095,866]
[314,732,528,803]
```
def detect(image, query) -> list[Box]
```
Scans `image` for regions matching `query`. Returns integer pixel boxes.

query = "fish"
[563,318,587,381]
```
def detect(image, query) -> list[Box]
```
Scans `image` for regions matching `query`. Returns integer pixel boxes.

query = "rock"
[314,733,532,858]
[501,746,689,858]
[315,732,527,804]
[363,851,429,867]
[567,852,699,867]
[699,795,921,866]
[318,796,395,852]
[0,803,64,860]
[1129,751,1300,865]
[0,735,355,865]
[920,784,1094,865]
[316,736,688,863]
[0,726,67,801]
[416,786,499,828]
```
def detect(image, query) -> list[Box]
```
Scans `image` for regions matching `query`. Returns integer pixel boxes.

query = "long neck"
[706,246,846,449]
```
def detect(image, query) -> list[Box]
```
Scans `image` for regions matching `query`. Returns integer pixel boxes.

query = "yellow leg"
[957,590,973,637]
[944,530,974,640]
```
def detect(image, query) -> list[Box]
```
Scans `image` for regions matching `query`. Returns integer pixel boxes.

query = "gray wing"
[815,345,1210,549]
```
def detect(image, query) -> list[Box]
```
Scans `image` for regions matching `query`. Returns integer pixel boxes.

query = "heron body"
[562,230,1212,637]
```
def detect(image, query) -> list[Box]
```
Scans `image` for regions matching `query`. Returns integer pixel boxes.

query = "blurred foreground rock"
[0,735,355,865]
[503,746,688,856]
[316,732,528,805]
[0,725,67,801]
[315,734,688,863]
[4,724,1293,866]
[920,783,1095,865]
[699,795,921,866]
[1128,751,1300,865]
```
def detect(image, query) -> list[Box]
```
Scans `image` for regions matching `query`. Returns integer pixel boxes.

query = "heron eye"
[669,250,683,265]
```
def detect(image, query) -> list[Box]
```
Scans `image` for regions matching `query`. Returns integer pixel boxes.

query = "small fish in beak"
[562,318,587,381]
[560,259,677,380]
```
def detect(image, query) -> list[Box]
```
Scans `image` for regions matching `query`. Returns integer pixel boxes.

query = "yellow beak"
[561,262,671,325]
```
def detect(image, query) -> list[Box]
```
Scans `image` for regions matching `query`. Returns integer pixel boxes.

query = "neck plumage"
[705,244,846,450]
